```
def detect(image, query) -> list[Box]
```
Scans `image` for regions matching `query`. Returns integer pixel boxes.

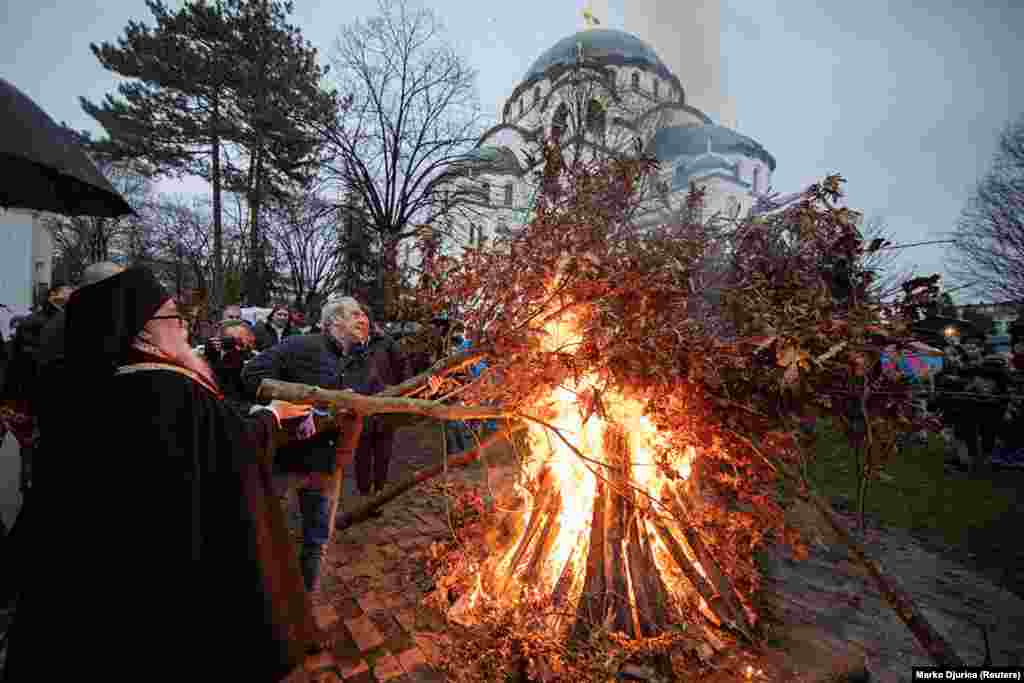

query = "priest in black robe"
[2,267,342,682]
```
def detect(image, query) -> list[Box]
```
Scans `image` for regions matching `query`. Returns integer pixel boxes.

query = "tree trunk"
[381,235,400,320]
[246,145,267,306]
[211,96,224,311]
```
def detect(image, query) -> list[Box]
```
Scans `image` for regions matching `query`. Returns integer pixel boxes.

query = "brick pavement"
[283,421,514,682]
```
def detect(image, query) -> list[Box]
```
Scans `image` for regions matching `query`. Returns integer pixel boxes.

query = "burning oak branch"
[265,145,962,678]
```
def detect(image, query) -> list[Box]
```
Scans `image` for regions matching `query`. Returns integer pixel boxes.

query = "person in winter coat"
[3,267,339,682]
[254,305,298,351]
[241,297,409,592]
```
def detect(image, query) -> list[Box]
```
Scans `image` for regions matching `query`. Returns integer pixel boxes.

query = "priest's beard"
[133,324,221,392]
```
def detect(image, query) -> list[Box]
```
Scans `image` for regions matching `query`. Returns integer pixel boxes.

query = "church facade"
[433,24,776,248]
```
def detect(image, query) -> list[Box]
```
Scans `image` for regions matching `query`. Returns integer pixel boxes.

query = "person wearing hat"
[1,267,343,682]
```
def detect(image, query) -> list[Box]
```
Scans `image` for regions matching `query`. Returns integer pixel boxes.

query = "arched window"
[631,72,640,91]
[504,183,514,207]
[533,86,541,106]
[481,181,491,205]
[503,101,510,122]
[552,102,569,142]
[519,98,524,116]
[752,166,761,193]
[653,78,660,99]
[586,99,606,139]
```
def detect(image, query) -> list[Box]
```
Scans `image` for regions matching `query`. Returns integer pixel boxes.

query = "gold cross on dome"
[582,3,601,27]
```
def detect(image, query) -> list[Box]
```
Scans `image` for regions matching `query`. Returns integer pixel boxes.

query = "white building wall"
[0,209,39,310]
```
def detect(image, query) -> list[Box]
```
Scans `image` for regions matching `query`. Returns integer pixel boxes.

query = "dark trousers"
[272,472,332,592]
[354,445,390,495]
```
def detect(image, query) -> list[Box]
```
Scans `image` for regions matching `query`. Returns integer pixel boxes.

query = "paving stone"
[373,653,405,681]
[394,534,431,552]
[411,632,450,666]
[358,591,389,615]
[369,611,416,653]
[334,596,364,620]
[341,670,375,683]
[394,608,417,634]
[313,604,341,631]
[345,615,386,652]
[331,630,363,660]
[379,543,404,561]
[396,647,428,674]
[338,659,369,678]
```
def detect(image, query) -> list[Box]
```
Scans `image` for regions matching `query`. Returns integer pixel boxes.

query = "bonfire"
[436,305,754,663]
[260,152,963,678]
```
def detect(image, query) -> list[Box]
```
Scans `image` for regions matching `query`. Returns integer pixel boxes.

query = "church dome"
[459,145,523,176]
[523,28,673,82]
[649,124,776,171]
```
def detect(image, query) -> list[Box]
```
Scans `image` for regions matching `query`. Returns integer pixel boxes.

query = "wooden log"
[626,515,669,637]
[667,484,754,641]
[651,513,736,630]
[258,379,508,422]
[333,423,526,532]
[495,468,557,596]
[572,479,608,641]
[602,425,635,636]
[519,489,564,590]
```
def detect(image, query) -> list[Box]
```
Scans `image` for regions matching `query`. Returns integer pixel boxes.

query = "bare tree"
[950,113,1024,301]
[319,0,484,317]
[49,157,154,283]
[263,194,343,314]
[145,194,219,299]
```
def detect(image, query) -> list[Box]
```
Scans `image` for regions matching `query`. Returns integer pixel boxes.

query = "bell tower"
[624,0,727,125]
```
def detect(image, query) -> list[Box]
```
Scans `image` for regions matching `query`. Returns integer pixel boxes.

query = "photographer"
[204,320,258,408]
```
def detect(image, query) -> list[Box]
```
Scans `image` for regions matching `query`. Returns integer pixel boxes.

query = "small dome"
[673,156,737,190]
[523,28,673,82]
[649,124,776,171]
[459,145,522,176]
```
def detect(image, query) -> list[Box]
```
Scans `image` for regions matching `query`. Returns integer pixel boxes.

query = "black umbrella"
[0,77,133,217]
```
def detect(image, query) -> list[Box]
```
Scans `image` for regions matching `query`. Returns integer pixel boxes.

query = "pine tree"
[82,0,337,307]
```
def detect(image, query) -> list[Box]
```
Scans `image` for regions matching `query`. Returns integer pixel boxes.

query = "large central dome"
[522,28,673,82]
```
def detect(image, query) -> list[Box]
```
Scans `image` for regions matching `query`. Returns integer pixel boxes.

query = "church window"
[752,166,761,193]
[653,78,660,99]
[519,98,524,116]
[631,72,640,91]
[481,182,491,205]
[534,86,541,107]
[503,101,510,121]
[586,99,606,139]
[504,183,514,207]
[552,103,569,142]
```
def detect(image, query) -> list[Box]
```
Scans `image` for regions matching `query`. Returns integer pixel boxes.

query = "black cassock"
[3,366,319,681]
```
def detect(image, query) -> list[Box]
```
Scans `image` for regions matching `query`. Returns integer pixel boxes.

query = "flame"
[451,305,717,634]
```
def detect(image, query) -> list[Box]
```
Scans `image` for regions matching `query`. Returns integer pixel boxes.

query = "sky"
[2,0,1021,302]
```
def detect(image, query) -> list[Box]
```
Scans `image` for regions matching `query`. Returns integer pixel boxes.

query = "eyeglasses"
[152,314,187,327]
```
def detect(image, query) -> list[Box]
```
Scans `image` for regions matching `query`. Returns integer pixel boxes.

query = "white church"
[433,0,777,247]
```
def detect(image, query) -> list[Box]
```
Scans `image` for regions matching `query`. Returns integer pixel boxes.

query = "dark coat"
[253,321,298,352]
[242,332,407,473]
[3,368,319,682]
[1,302,60,406]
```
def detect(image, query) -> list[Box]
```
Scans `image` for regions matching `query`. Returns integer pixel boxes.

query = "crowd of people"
[931,336,1024,471]
[0,265,485,681]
